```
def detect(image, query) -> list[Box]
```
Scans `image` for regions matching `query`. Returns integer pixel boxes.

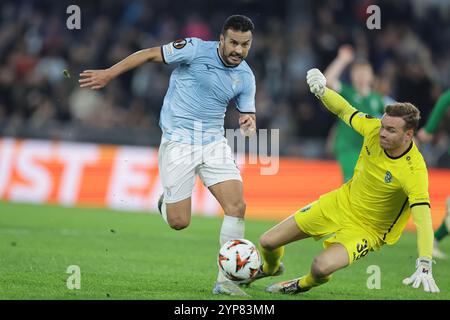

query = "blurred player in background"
[417,89,450,259]
[324,45,385,182]
[250,68,439,294]
[79,15,257,296]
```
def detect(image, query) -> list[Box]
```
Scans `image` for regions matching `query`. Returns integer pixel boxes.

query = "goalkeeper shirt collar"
[384,141,413,160]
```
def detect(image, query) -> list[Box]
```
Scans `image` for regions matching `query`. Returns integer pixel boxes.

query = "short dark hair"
[221,15,254,35]
[385,102,421,132]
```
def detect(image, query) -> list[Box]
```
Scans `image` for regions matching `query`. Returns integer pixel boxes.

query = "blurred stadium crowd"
[0,0,449,165]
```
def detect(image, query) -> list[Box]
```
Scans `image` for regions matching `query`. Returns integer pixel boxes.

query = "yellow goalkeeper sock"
[298,272,331,290]
[260,245,284,275]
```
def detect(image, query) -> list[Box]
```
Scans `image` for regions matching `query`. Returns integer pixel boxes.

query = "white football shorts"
[158,137,242,203]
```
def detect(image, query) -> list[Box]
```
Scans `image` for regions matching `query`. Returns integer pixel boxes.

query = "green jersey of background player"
[417,89,450,259]
[324,45,385,182]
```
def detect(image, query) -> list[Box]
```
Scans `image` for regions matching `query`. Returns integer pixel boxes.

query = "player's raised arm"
[79,46,163,90]
[307,68,381,137]
[307,68,358,123]
[323,44,355,90]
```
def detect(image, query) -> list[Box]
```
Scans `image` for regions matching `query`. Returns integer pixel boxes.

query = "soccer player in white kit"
[79,15,261,296]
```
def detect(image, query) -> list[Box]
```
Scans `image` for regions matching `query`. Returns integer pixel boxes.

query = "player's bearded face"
[220,30,252,66]
[379,115,412,151]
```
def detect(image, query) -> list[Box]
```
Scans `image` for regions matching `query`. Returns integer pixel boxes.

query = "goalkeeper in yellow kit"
[251,68,440,294]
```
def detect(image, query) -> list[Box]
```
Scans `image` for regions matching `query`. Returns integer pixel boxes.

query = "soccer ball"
[218,239,261,282]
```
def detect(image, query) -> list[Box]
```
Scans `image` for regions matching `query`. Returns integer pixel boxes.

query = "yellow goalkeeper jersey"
[319,89,430,245]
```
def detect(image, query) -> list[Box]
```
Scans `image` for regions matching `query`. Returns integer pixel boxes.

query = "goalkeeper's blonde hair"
[385,102,421,132]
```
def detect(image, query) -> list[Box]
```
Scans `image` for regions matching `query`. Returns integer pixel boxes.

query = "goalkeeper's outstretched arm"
[411,205,433,260]
[320,88,359,127]
[306,68,359,127]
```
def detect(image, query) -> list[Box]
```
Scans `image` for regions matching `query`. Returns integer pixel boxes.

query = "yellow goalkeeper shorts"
[294,200,383,265]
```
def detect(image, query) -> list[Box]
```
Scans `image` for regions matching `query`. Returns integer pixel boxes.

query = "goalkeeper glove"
[306,68,326,98]
[402,257,440,293]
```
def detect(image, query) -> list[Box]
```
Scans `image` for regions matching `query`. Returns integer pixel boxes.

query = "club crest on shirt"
[173,38,187,49]
[384,170,392,183]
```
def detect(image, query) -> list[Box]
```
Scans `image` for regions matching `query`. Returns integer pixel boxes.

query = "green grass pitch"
[1,202,449,300]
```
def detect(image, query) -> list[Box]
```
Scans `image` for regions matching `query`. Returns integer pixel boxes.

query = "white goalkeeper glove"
[402,257,440,293]
[306,68,326,98]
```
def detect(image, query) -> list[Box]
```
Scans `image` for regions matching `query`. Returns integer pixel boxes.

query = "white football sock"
[217,215,245,282]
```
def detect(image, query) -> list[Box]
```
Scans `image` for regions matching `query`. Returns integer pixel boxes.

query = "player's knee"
[223,200,246,218]
[259,233,277,251]
[311,256,333,278]
[167,215,190,230]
